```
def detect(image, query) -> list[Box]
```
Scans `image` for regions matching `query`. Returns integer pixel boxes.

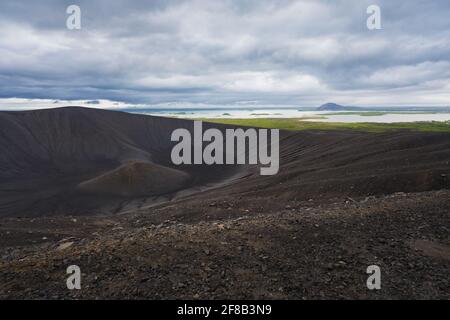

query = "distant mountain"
[317,103,348,111]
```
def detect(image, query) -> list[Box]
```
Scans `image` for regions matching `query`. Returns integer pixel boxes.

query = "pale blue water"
[313,113,450,123]
[121,108,450,123]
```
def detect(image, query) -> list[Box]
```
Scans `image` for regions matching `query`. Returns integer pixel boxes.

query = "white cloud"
[362,61,450,87]
[222,72,324,92]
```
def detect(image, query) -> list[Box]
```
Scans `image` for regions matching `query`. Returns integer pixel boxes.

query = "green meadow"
[200,118,450,132]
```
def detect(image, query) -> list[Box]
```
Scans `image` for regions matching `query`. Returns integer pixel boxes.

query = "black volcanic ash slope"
[0,107,449,217]
[0,107,241,217]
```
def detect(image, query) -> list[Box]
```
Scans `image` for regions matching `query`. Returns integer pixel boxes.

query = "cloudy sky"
[1,0,450,109]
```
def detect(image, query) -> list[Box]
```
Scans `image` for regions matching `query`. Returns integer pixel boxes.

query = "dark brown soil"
[0,190,448,299]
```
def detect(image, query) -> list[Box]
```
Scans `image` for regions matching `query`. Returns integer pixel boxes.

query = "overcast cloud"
[1,0,450,109]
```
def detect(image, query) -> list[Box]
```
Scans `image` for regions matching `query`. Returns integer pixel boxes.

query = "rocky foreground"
[0,190,448,299]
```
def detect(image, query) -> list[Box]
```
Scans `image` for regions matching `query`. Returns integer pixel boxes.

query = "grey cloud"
[0,0,450,108]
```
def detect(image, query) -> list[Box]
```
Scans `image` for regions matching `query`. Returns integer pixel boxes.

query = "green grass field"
[200,118,450,132]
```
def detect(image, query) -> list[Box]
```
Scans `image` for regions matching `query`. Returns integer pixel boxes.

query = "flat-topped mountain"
[317,102,348,111]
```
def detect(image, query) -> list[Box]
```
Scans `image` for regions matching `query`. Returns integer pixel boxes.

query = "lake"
[123,108,450,123]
